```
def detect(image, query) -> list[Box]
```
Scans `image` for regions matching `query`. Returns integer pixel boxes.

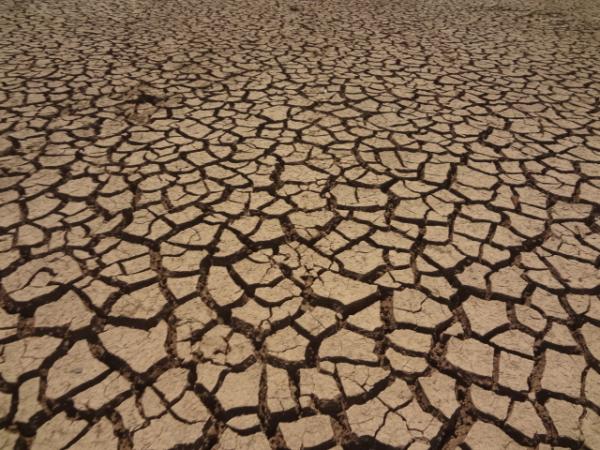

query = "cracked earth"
[1,0,600,448]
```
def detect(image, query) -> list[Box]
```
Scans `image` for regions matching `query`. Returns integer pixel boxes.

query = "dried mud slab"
[1,0,600,448]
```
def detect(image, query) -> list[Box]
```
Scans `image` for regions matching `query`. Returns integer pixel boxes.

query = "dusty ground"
[1,0,600,448]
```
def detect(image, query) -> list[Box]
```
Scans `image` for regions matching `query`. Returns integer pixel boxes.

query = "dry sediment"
[1,0,600,448]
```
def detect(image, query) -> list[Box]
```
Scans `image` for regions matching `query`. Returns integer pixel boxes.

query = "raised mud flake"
[153,367,189,403]
[368,112,410,131]
[73,371,130,411]
[423,243,466,270]
[489,266,528,299]
[233,295,302,331]
[281,164,329,185]
[497,352,534,392]
[248,218,286,243]
[336,363,389,398]
[0,430,17,450]
[99,321,169,373]
[116,396,145,433]
[418,369,459,419]
[445,337,494,378]
[266,364,296,414]
[388,329,432,354]
[506,400,546,440]
[213,429,271,450]
[319,329,378,363]
[169,221,219,248]
[581,409,600,449]
[254,278,302,306]
[312,270,378,309]
[392,288,452,329]
[456,165,498,190]
[585,368,600,407]
[0,246,19,273]
[2,253,83,302]
[420,273,457,299]
[470,385,510,421]
[316,230,353,256]
[331,184,388,208]
[195,325,254,366]
[299,367,340,407]
[581,322,600,361]
[346,397,391,444]
[347,379,440,447]
[394,198,431,221]
[288,209,335,240]
[216,363,261,412]
[337,240,386,275]
[160,244,208,273]
[0,202,20,228]
[80,278,120,309]
[393,399,443,444]
[15,377,42,423]
[457,262,491,291]
[46,340,109,399]
[57,177,97,198]
[0,391,11,419]
[346,301,383,331]
[514,304,547,333]
[33,290,93,330]
[547,255,600,290]
[386,348,429,375]
[279,415,335,450]
[545,398,584,441]
[109,282,167,320]
[99,254,155,286]
[0,335,62,383]
[171,390,211,423]
[207,265,244,306]
[542,322,577,347]
[567,294,600,321]
[30,412,88,449]
[232,251,283,286]
[464,421,527,449]
[462,296,509,335]
[174,297,217,358]
[123,208,172,240]
[295,306,337,336]
[16,223,45,247]
[178,120,211,140]
[265,326,309,364]
[226,413,261,433]
[68,418,119,450]
[132,409,207,449]
[541,349,586,398]
[491,329,535,356]
[260,105,290,122]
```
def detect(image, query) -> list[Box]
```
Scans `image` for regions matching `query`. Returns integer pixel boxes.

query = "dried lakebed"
[0,0,600,448]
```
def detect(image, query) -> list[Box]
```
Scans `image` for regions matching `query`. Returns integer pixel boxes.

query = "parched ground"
[1,0,600,448]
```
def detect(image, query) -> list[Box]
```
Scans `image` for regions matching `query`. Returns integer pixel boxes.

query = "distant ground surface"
[1,0,600,448]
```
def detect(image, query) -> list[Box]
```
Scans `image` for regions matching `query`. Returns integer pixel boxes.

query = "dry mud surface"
[1,0,600,448]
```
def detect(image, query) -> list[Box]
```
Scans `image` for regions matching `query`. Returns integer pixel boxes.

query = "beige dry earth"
[1,0,600,448]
